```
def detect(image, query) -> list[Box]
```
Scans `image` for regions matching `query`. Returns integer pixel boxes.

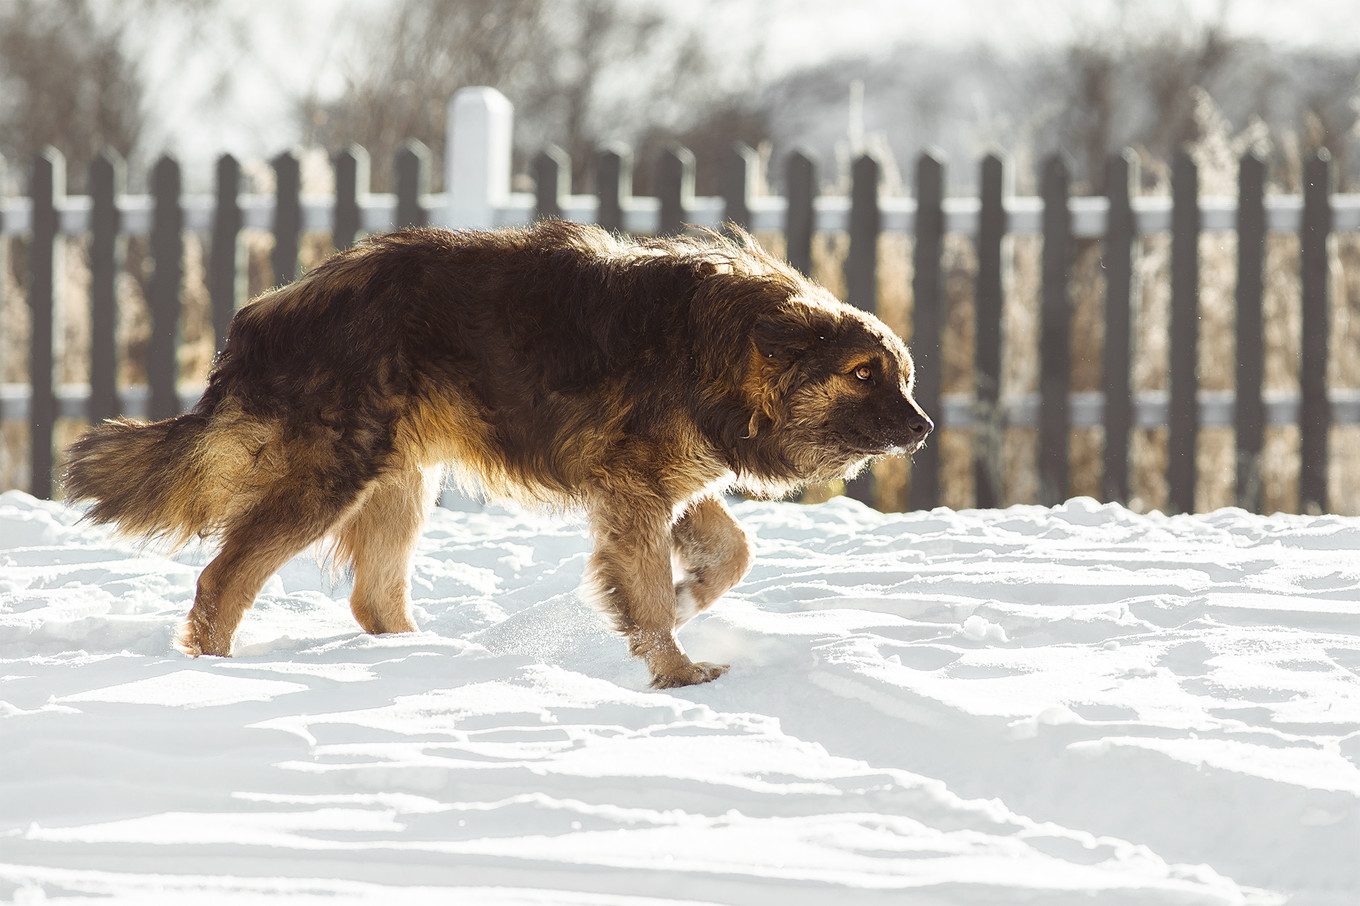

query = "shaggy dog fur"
[63,221,932,688]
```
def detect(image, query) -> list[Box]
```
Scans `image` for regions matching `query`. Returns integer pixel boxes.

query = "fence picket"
[846,153,881,317]
[657,146,695,237]
[395,140,430,229]
[532,145,569,222]
[28,149,62,499]
[974,153,1006,509]
[89,151,123,423]
[784,150,817,277]
[1169,151,1200,514]
[1235,152,1267,512]
[844,153,881,505]
[0,154,6,412]
[1299,149,1332,514]
[271,151,301,285]
[1039,154,1072,507]
[721,143,757,231]
[148,156,183,422]
[0,154,5,366]
[595,145,630,233]
[210,155,243,354]
[1102,151,1137,505]
[333,145,368,250]
[909,152,944,511]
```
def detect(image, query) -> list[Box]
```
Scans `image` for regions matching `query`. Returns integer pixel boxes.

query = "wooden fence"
[2,87,1358,514]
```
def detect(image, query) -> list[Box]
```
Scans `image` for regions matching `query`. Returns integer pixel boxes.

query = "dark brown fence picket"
[595,145,630,233]
[1299,149,1332,514]
[0,152,5,366]
[784,150,817,277]
[844,153,881,505]
[973,154,1007,509]
[333,145,368,251]
[271,152,301,285]
[395,140,430,229]
[657,146,694,237]
[1168,151,1200,515]
[1039,154,1072,507]
[89,151,123,423]
[148,156,182,422]
[721,143,756,231]
[532,145,569,222]
[909,152,944,511]
[1234,152,1267,513]
[210,154,243,355]
[28,149,61,499]
[1102,151,1137,505]
[846,153,880,316]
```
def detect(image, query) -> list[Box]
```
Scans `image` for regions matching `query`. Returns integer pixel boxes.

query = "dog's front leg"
[586,501,729,689]
[672,496,753,627]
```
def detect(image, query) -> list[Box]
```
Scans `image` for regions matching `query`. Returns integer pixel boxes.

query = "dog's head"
[685,230,932,492]
[745,289,933,483]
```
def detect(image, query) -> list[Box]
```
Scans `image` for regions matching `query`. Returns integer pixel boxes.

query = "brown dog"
[63,221,932,687]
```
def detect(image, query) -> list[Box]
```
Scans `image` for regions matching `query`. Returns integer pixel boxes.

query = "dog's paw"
[649,660,729,689]
[175,621,203,657]
[176,618,231,658]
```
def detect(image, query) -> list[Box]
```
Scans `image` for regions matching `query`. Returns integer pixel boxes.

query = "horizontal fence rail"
[1,87,1357,515]
[3,175,1359,239]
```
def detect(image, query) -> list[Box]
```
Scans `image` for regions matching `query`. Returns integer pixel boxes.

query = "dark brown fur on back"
[63,221,932,687]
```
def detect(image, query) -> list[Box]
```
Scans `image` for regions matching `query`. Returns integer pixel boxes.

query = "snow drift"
[1,489,1357,904]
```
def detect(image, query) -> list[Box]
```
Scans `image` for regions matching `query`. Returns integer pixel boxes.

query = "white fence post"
[442,87,513,229]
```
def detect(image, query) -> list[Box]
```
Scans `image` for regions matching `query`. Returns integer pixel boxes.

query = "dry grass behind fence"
[3,161,1359,515]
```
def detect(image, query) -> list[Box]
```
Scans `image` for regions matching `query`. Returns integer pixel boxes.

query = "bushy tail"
[63,413,217,545]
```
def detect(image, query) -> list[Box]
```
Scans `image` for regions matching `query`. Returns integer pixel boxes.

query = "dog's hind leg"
[182,468,367,657]
[333,468,435,635]
[672,496,752,628]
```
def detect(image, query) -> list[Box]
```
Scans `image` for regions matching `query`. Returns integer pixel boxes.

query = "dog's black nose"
[906,412,934,440]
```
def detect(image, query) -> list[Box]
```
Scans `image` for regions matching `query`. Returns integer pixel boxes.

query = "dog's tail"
[63,412,220,546]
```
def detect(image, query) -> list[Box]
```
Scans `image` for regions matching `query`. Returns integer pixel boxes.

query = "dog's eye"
[852,365,873,382]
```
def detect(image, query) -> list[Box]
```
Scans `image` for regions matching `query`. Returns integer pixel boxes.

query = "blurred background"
[2,0,1358,514]
[3,0,1357,193]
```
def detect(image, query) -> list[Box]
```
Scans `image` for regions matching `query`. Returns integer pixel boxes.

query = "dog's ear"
[753,303,835,363]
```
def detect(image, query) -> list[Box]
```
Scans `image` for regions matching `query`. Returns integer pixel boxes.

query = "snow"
[2,488,1357,905]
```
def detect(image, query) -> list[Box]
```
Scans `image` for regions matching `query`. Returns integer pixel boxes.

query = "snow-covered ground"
[2,488,1357,905]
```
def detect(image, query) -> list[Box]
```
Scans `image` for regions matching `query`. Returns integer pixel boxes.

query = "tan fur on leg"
[180,467,368,657]
[181,517,332,657]
[180,537,285,657]
[672,496,753,627]
[333,469,434,635]
[586,491,728,688]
